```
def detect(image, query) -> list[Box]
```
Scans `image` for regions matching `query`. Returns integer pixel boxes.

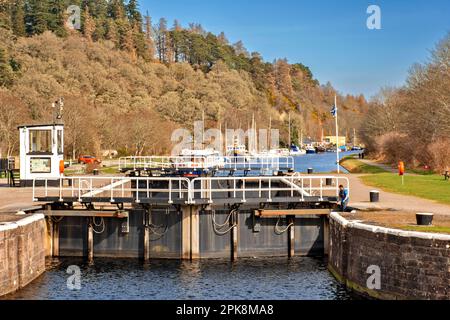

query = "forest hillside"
[0,0,369,157]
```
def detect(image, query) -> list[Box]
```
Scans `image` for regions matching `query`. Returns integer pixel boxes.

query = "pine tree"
[123,25,137,62]
[47,0,68,37]
[11,0,26,36]
[25,0,49,35]
[0,0,12,31]
[83,6,95,42]
[144,13,155,60]
[106,19,119,47]
[156,17,167,63]
[108,0,126,20]
[0,46,14,87]
[127,0,142,26]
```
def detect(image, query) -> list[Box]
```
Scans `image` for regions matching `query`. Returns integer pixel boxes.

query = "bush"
[428,138,450,172]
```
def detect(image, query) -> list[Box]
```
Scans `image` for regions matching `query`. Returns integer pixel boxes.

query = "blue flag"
[330,105,337,117]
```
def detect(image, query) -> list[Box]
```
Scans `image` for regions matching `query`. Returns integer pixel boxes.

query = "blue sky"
[139,0,450,99]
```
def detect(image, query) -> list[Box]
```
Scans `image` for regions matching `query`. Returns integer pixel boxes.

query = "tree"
[156,17,168,63]
[11,0,26,36]
[83,6,95,42]
[144,13,155,60]
[25,0,49,35]
[0,45,14,87]
[0,92,29,156]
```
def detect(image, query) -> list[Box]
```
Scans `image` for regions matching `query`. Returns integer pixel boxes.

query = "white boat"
[290,145,306,156]
[305,145,316,154]
[179,149,225,169]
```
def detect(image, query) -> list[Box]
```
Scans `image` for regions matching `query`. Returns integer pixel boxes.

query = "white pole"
[335,95,340,174]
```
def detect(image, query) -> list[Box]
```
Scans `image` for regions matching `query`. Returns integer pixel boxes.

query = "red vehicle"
[78,155,101,165]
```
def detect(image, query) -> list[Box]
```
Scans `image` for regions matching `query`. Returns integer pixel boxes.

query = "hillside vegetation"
[362,33,450,172]
[0,0,369,158]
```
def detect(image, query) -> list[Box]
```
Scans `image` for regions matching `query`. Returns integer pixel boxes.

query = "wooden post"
[288,216,295,258]
[231,211,238,261]
[143,225,150,261]
[87,219,94,262]
[191,206,200,260]
[143,210,150,261]
[181,206,191,260]
[52,219,60,257]
[323,216,330,256]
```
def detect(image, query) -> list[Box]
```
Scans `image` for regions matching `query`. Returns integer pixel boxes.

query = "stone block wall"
[0,214,46,296]
[329,212,450,300]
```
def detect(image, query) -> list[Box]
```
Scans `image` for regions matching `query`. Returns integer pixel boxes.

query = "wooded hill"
[0,0,369,157]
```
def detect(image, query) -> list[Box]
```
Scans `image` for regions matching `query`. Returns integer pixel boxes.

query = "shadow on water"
[2,257,354,300]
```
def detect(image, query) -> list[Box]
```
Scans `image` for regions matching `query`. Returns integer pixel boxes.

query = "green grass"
[399,225,450,234]
[361,173,450,205]
[340,157,388,174]
[100,166,119,174]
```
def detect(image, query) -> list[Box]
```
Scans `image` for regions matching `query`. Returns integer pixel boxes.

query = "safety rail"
[32,175,349,205]
[118,155,294,172]
[32,177,192,205]
[119,156,224,171]
[189,176,350,204]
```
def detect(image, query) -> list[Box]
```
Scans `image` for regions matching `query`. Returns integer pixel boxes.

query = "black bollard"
[370,190,380,203]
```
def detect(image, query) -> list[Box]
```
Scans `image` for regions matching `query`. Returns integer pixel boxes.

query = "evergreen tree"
[47,0,68,37]
[108,0,126,20]
[144,13,155,60]
[156,17,167,63]
[25,0,49,35]
[127,0,142,26]
[0,46,14,87]
[106,19,119,47]
[83,5,94,42]
[0,0,12,31]
[11,0,26,36]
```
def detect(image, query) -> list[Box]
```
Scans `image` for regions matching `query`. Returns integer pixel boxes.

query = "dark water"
[294,151,360,173]
[3,257,353,300]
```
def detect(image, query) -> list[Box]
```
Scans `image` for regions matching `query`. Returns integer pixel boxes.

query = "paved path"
[359,159,397,173]
[346,174,450,215]
[0,181,38,213]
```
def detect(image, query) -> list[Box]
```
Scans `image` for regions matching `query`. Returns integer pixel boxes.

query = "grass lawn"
[361,173,450,205]
[340,156,388,174]
[399,225,450,234]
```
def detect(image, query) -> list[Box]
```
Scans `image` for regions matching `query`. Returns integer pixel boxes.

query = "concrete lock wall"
[0,214,46,297]
[328,212,450,300]
[57,208,326,259]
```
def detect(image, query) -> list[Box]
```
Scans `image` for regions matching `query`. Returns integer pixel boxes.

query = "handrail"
[118,155,295,171]
[32,175,349,205]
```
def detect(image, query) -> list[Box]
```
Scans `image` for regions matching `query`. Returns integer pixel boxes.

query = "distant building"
[324,136,346,147]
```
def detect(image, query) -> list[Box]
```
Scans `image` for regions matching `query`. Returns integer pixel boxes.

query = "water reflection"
[2,257,352,300]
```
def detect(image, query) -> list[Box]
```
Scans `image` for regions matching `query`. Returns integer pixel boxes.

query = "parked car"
[78,155,101,165]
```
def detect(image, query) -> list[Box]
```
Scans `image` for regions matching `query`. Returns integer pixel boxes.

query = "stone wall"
[328,212,450,300]
[0,214,46,297]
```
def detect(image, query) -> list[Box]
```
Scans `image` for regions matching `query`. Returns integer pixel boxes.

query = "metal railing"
[32,176,192,204]
[32,175,349,205]
[189,176,349,204]
[118,155,295,172]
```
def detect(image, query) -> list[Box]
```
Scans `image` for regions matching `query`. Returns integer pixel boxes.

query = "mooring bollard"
[307,168,314,174]
[416,213,434,226]
[370,190,380,203]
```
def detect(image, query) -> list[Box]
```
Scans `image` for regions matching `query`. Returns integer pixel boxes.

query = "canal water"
[3,257,352,300]
[293,151,360,174]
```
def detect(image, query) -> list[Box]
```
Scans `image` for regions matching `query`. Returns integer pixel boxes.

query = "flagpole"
[335,95,340,174]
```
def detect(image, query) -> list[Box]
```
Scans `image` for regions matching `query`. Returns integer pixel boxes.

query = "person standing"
[338,185,349,212]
